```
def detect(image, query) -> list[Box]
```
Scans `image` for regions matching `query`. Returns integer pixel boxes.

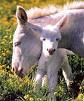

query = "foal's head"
[40,25,61,57]
[40,14,67,57]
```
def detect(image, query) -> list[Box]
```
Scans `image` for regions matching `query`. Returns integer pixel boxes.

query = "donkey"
[12,3,84,76]
[34,25,73,100]
[12,5,84,98]
[12,6,73,81]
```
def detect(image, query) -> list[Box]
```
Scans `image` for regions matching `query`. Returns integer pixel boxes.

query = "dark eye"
[56,38,59,41]
[43,38,46,41]
[14,42,21,46]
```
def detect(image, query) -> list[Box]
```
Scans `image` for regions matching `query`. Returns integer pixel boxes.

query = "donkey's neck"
[58,32,71,49]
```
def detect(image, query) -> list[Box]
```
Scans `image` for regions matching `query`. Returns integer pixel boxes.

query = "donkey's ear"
[56,15,67,29]
[16,6,27,24]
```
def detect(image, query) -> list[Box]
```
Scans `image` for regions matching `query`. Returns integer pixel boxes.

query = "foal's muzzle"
[47,48,56,55]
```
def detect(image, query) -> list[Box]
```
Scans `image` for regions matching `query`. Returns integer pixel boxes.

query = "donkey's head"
[12,6,42,76]
[40,25,61,56]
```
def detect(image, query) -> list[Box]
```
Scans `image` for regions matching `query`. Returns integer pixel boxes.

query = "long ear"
[16,6,27,24]
[56,15,67,29]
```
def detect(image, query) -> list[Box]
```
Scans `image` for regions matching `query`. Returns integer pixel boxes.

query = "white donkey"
[34,24,73,100]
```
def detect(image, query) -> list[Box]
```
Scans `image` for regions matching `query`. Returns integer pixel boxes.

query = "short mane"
[64,1,84,10]
[27,1,84,19]
[26,5,60,19]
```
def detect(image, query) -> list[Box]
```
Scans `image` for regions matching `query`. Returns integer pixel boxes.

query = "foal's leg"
[34,53,47,90]
[34,68,46,91]
[47,65,59,101]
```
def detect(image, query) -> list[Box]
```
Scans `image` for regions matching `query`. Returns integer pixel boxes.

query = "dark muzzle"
[47,48,56,55]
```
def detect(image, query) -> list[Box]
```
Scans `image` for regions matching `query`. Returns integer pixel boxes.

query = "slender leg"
[47,65,59,101]
[34,53,47,90]
[34,69,46,91]
[62,52,73,87]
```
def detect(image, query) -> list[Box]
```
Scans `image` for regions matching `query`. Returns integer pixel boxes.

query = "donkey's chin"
[49,52,55,55]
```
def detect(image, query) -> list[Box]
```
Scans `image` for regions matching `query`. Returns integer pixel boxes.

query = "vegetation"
[0,0,84,101]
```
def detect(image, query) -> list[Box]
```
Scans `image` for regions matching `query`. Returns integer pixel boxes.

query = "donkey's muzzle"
[47,48,56,55]
[12,65,23,78]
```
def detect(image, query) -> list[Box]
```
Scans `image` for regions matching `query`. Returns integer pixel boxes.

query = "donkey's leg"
[62,52,73,88]
[62,53,81,98]
[34,68,46,91]
[34,53,47,90]
[47,65,59,101]
[42,75,48,87]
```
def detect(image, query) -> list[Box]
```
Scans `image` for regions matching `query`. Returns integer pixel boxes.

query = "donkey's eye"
[43,38,46,41]
[14,42,21,46]
[56,38,59,41]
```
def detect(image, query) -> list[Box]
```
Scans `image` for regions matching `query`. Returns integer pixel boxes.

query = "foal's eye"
[43,38,46,41]
[14,42,21,46]
[56,38,59,41]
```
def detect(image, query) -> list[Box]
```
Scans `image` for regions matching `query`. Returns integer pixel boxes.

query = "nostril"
[48,49,56,55]
[12,67,14,71]
[53,49,56,52]
[18,68,23,73]
[17,68,24,78]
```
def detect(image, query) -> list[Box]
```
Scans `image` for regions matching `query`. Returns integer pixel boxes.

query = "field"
[0,0,84,101]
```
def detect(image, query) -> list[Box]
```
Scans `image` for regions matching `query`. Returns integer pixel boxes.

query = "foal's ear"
[16,6,27,24]
[56,15,67,30]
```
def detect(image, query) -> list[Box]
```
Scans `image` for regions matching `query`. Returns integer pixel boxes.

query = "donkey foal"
[34,26,72,100]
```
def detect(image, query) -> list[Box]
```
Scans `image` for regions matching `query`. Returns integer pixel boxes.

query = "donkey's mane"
[26,1,84,19]
[26,5,60,19]
[64,1,84,10]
